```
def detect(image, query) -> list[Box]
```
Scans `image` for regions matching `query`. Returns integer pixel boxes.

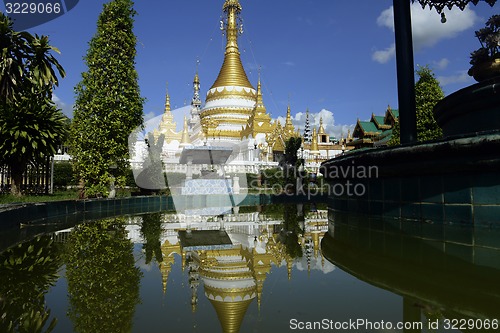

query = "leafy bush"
[260,167,286,189]
[53,161,75,187]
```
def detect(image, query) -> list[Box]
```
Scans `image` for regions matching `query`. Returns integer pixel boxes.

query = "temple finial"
[164,82,171,112]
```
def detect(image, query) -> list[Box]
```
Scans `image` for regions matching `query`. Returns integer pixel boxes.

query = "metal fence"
[0,157,51,195]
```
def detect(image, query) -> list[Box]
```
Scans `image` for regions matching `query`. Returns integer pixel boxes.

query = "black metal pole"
[393,0,417,144]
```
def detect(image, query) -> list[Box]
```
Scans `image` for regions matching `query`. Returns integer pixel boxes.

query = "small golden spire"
[284,105,294,133]
[312,232,320,258]
[254,76,266,115]
[180,116,192,146]
[311,127,319,154]
[287,257,293,281]
[165,82,171,112]
[318,117,325,135]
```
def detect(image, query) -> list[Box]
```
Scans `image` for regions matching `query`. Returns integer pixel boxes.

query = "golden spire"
[156,81,183,143]
[310,127,319,154]
[210,0,253,89]
[312,232,320,258]
[180,116,192,146]
[240,71,274,139]
[318,117,325,135]
[284,104,294,134]
[165,82,171,112]
[254,76,266,115]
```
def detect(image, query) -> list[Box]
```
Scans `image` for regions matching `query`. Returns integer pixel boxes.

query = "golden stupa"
[200,0,258,140]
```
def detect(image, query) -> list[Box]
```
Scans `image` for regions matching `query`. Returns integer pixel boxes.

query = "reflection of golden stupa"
[196,247,256,333]
[144,207,330,333]
[159,239,181,294]
[241,242,273,310]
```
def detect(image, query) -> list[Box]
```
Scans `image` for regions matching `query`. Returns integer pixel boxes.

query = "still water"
[1,203,499,333]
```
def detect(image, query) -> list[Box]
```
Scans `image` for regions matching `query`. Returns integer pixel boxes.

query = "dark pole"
[393,0,417,144]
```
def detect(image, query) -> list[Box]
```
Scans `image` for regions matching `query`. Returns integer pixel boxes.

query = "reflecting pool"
[1,203,499,333]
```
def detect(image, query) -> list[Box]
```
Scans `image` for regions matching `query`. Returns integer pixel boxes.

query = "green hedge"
[53,161,76,187]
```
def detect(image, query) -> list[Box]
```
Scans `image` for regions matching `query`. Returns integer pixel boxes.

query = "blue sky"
[2,1,497,139]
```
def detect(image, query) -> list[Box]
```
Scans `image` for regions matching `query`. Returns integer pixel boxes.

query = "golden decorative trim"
[205,85,257,103]
[201,107,254,117]
[201,270,254,281]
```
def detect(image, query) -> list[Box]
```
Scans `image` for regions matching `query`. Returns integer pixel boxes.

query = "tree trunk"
[10,167,24,197]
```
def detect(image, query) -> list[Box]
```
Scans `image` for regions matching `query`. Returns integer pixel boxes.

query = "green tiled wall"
[327,171,500,227]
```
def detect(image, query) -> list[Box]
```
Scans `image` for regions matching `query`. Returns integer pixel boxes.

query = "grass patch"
[0,190,79,205]
[0,187,138,205]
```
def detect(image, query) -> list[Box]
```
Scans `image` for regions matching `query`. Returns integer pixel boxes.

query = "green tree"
[0,236,62,333]
[280,137,303,190]
[140,212,164,265]
[388,66,444,146]
[65,218,142,333]
[0,13,66,196]
[70,0,144,198]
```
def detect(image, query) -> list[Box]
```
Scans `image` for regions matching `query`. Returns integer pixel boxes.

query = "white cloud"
[437,70,472,86]
[144,111,156,122]
[52,94,73,117]
[372,43,396,64]
[283,61,296,67]
[279,109,355,141]
[373,4,479,62]
[433,58,450,70]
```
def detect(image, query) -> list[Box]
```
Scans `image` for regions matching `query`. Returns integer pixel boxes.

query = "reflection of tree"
[279,204,304,259]
[0,236,62,333]
[66,218,142,333]
[140,213,163,264]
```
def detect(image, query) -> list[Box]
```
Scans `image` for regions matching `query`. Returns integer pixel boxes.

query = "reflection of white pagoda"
[125,205,333,333]
[130,0,346,176]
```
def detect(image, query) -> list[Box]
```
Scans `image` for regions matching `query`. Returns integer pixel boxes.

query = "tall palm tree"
[0,12,66,196]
